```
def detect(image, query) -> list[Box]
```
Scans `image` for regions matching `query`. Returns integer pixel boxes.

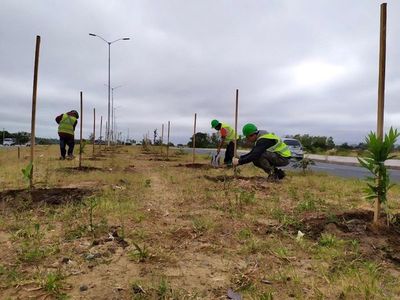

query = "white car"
[3,138,16,146]
[283,138,304,160]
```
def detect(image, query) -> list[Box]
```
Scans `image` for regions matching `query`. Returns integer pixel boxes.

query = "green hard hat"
[242,123,258,137]
[211,119,220,128]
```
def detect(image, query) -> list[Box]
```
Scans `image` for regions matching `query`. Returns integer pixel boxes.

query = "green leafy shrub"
[358,127,399,219]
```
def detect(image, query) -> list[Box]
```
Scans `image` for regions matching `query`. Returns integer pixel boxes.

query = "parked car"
[3,138,16,146]
[283,138,304,160]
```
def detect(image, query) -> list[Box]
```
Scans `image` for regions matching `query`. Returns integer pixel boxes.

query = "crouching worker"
[232,123,291,180]
[55,110,79,160]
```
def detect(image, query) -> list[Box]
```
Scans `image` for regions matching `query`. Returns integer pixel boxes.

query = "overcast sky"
[1,0,400,144]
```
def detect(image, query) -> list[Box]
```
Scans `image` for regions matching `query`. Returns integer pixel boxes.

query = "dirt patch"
[176,163,212,170]
[204,175,266,182]
[59,166,105,173]
[299,210,400,265]
[85,157,106,161]
[0,187,93,210]
[149,157,177,161]
[123,165,136,172]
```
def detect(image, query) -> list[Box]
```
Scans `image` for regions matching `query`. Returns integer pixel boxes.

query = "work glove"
[232,157,239,166]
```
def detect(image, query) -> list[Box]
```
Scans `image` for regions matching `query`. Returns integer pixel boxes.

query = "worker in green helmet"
[232,123,291,180]
[211,119,237,166]
[55,110,79,160]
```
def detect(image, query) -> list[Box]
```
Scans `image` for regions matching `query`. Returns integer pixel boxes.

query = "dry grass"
[0,145,400,299]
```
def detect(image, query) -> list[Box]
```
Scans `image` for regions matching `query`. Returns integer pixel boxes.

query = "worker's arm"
[73,120,78,130]
[238,138,276,165]
[55,114,63,124]
[217,137,225,154]
[217,128,228,153]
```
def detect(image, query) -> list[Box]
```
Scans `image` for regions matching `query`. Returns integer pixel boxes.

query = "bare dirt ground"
[0,145,400,299]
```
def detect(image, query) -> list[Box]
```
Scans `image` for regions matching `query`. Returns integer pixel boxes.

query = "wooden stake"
[18,146,20,159]
[192,113,197,163]
[93,108,96,157]
[104,121,107,150]
[167,121,170,159]
[161,123,164,154]
[375,2,387,224]
[30,35,40,189]
[99,115,103,147]
[79,91,83,169]
[234,89,239,176]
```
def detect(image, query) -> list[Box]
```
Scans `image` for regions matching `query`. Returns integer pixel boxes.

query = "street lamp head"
[122,38,130,40]
[89,33,97,37]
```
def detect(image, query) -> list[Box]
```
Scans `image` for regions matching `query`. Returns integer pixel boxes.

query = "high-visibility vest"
[58,113,76,136]
[221,123,236,142]
[257,132,291,158]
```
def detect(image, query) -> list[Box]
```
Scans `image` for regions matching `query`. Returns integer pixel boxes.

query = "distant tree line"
[187,132,250,148]
[0,130,58,145]
[287,134,335,152]
[185,132,400,153]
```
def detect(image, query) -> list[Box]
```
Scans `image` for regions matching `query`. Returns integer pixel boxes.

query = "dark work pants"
[224,141,234,164]
[59,136,75,158]
[253,151,289,174]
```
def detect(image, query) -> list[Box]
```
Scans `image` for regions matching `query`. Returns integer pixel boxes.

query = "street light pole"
[89,33,130,147]
[108,42,111,145]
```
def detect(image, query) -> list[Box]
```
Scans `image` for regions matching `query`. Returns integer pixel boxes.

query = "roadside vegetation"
[0,145,399,299]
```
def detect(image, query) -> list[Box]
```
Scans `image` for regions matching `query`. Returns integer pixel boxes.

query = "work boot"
[275,168,286,180]
[267,172,278,182]
[59,156,65,160]
[224,160,232,168]
[67,154,75,160]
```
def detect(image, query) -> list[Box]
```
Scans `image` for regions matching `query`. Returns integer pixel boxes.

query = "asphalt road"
[180,147,400,182]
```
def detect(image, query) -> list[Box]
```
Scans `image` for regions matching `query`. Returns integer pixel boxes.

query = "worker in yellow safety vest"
[211,119,237,166]
[232,123,291,180]
[55,110,79,160]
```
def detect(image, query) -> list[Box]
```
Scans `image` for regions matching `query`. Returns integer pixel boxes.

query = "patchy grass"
[0,145,399,299]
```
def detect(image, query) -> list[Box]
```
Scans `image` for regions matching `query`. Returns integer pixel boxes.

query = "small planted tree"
[358,127,399,224]
[21,162,33,188]
[292,157,315,174]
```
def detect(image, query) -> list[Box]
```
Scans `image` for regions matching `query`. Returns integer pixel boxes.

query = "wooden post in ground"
[17,146,20,159]
[192,113,197,163]
[167,121,170,159]
[92,108,96,157]
[99,115,103,149]
[375,2,387,224]
[161,123,164,154]
[30,35,41,189]
[79,91,83,168]
[233,89,239,177]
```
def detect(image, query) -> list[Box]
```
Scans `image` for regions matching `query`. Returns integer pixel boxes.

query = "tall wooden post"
[167,121,170,159]
[192,113,197,163]
[161,123,164,154]
[30,35,41,189]
[99,115,103,147]
[93,108,96,157]
[234,89,239,177]
[18,146,20,159]
[375,3,387,224]
[105,121,108,150]
[79,91,83,168]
